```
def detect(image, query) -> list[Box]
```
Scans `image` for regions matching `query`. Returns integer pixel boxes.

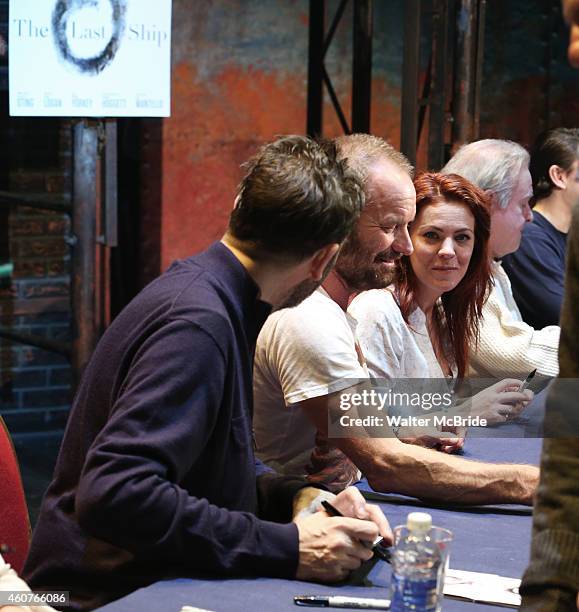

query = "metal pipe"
[417,56,432,147]
[71,121,98,384]
[473,0,486,139]
[401,0,421,167]
[323,0,348,57]
[323,66,351,134]
[452,0,477,149]
[428,0,452,169]
[352,0,373,133]
[102,120,118,248]
[307,0,325,137]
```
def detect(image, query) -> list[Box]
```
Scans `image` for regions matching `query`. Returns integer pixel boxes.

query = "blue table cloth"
[97,400,544,611]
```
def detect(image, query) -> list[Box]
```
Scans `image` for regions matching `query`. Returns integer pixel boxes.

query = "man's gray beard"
[335,238,398,292]
[336,258,397,291]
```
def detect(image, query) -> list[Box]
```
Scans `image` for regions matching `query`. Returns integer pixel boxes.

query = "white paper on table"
[444,569,521,607]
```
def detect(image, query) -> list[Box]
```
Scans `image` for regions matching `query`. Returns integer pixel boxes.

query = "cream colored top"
[470,261,560,377]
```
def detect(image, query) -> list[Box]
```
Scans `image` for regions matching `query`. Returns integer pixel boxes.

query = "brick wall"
[0,120,72,433]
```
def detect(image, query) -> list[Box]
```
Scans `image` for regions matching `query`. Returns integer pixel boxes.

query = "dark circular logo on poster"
[52,0,127,74]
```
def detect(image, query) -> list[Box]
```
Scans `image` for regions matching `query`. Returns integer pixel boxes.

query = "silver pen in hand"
[519,368,537,392]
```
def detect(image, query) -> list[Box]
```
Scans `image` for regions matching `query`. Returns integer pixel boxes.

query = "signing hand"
[294,486,391,583]
[331,486,392,544]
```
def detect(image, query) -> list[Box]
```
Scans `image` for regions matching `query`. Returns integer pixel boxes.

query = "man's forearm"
[339,437,538,505]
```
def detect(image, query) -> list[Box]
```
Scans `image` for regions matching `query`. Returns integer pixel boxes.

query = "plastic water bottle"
[390,512,442,612]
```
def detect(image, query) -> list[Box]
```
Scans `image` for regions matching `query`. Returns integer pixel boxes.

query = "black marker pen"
[520,368,537,392]
[321,500,391,563]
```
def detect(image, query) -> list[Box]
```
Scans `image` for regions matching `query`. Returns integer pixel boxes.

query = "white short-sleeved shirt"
[348,288,453,379]
[253,288,368,475]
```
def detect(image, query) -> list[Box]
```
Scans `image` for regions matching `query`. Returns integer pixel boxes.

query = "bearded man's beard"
[335,232,400,291]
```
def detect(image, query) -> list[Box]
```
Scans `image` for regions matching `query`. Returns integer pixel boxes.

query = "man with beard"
[253,133,539,504]
[24,136,392,611]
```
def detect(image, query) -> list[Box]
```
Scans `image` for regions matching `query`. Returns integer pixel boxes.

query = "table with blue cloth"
[97,400,544,612]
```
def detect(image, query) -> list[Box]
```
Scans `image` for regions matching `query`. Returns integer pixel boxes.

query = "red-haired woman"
[349,172,532,426]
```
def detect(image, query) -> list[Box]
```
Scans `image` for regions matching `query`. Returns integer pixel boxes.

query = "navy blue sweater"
[24,243,308,610]
[503,212,567,328]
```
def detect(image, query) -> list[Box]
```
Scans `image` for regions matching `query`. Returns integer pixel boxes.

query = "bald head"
[335,133,413,193]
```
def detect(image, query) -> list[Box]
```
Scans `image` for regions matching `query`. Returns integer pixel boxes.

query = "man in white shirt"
[254,134,538,504]
[442,139,560,379]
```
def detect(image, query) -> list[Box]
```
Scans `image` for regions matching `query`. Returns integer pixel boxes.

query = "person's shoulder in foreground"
[519,6,579,609]
[23,135,392,611]
[520,194,579,612]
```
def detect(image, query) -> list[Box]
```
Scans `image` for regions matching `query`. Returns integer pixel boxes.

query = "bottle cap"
[407,512,432,533]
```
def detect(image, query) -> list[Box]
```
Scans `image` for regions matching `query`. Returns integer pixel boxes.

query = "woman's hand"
[470,379,533,425]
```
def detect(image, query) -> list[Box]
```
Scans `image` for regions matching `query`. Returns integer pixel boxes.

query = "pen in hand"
[321,500,391,563]
[519,368,536,392]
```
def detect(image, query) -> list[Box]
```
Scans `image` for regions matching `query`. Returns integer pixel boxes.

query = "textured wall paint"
[481,1,579,144]
[162,1,307,267]
[157,0,579,270]
[160,0,409,268]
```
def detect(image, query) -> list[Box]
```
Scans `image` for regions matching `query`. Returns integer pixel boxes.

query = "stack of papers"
[444,569,521,607]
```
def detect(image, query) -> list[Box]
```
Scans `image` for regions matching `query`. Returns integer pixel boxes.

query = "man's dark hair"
[530,128,579,201]
[229,135,364,262]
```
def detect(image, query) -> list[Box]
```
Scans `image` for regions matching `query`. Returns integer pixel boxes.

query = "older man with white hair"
[442,139,560,379]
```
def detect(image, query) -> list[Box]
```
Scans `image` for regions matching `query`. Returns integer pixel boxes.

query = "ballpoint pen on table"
[321,500,391,563]
[294,595,391,609]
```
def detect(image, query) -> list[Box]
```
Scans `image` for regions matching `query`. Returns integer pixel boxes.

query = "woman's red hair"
[397,172,493,378]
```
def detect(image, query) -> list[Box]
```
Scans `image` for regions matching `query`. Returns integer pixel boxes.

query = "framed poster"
[9,0,171,117]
